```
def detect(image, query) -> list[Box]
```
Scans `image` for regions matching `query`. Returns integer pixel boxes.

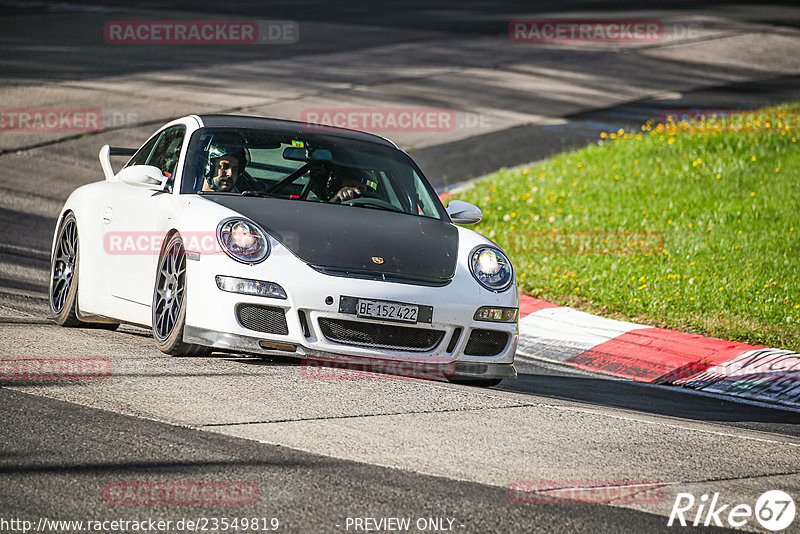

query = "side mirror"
[118,165,168,189]
[446,200,483,225]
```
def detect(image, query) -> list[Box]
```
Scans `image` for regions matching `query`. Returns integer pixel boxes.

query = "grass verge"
[450,105,800,351]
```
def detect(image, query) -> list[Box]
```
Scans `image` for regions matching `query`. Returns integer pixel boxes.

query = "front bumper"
[183,325,516,381]
[183,241,518,381]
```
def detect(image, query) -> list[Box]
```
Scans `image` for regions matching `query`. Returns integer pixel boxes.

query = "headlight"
[217,218,269,264]
[469,246,514,292]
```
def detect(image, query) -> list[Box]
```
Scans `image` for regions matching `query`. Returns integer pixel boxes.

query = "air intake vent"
[298,310,311,338]
[318,318,444,352]
[236,304,289,335]
[446,327,462,353]
[464,329,509,356]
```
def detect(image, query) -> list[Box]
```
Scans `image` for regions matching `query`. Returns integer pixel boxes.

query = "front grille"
[318,318,445,352]
[236,304,289,335]
[464,329,509,356]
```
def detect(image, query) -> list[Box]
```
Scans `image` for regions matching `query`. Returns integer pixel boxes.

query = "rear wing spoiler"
[99,145,137,181]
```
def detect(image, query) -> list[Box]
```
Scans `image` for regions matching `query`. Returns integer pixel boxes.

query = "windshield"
[181,127,447,220]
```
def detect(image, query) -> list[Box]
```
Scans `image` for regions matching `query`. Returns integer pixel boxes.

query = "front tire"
[152,234,209,356]
[50,213,86,326]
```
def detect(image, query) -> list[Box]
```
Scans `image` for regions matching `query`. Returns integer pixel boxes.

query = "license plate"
[356,299,419,323]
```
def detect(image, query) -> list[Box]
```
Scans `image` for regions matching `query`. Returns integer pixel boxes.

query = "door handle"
[103,206,112,224]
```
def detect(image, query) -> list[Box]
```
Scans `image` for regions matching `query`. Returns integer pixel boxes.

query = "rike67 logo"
[668,490,795,531]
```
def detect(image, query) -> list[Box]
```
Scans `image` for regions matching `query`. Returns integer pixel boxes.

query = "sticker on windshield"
[291,140,305,147]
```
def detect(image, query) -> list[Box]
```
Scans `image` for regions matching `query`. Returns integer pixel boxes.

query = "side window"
[147,126,186,177]
[127,134,159,167]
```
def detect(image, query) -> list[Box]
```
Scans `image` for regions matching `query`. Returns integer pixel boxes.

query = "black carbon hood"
[204,195,458,284]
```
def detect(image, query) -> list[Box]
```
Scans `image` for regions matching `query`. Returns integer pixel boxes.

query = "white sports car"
[50,115,518,385]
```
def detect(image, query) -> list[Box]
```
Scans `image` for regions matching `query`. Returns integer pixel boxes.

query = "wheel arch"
[157,228,182,258]
[51,208,74,258]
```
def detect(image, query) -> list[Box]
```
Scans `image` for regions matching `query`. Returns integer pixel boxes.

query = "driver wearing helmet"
[201,144,249,192]
[329,176,369,203]
[310,165,377,203]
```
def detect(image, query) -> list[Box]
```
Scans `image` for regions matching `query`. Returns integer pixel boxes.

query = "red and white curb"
[436,192,799,408]
[517,294,800,409]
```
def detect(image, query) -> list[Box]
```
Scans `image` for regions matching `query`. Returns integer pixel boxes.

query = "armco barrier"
[516,295,799,408]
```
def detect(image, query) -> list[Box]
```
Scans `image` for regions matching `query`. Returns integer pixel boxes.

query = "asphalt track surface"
[1,2,799,533]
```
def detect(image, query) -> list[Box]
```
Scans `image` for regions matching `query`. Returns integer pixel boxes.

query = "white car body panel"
[51,115,518,380]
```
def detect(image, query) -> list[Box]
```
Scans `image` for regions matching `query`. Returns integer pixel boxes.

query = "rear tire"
[152,233,210,356]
